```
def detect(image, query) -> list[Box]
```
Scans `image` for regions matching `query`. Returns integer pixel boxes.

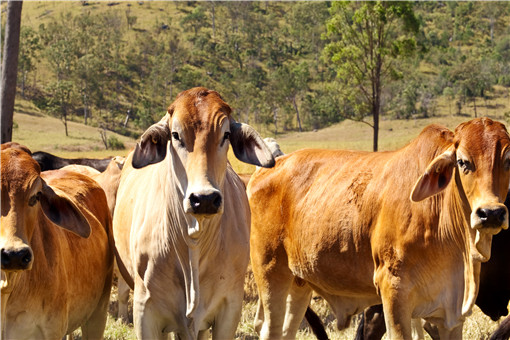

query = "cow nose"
[476,207,507,226]
[189,192,222,215]
[1,247,32,271]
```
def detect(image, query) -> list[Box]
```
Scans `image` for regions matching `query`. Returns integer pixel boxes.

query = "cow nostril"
[495,207,506,223]
[477,207,507,225]
[212,193,222,208]
[1,249,11,267]
[477,208,489,222]
[189,194,201,209]
[1,248,32,270]
[188,192,222,214]
[21,249,32,265]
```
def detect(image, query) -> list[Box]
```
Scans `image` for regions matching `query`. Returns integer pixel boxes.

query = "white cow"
[113,87,275,339]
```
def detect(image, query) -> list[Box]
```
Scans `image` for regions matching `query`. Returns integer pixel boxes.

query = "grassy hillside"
[12,92,510,173]
[12,98,136,158]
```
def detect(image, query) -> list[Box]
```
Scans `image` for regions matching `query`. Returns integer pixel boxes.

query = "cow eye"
[457,159,472,174]
[172,132,180,141]
[28,192,41,207]
[220,131,231,147]
[504,158,510,171]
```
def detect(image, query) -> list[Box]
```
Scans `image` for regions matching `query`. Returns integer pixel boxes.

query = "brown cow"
[248,118,510,339]
[355,188,510,340]
[0,143,114,339]
[62,156,125,218]
[61,156,129,323]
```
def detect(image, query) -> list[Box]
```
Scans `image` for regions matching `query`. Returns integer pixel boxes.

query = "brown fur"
[248,118,510,339]
[1,144,114,339]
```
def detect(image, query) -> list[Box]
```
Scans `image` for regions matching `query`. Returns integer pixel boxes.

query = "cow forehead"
[1,148,41,193]
[170,87,231,133]
[454,118,510,157]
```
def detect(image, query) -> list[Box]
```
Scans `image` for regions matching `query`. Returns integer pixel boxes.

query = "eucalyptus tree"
[324,1,419,151]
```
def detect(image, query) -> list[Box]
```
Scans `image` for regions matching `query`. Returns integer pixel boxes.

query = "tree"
[448,56,494,118]
[18,26,40,99]
[40,14,80,136]
[324,1,419,151]
[270,62,310,132]
[1,1,23,143]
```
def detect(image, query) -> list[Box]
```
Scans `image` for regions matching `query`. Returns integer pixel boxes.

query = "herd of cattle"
[2,86,510,339]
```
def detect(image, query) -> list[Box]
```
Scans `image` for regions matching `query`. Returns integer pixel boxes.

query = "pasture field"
[10,100,510,339]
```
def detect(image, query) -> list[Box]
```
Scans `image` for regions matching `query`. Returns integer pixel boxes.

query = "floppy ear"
[411,148,456,202]
[132,115,171,169]
[229,119,275,168]
[40,181,91,238]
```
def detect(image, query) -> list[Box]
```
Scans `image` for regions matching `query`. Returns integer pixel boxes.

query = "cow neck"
[164,153,224,328]
[442,168,482,318]
[1,271,17,331]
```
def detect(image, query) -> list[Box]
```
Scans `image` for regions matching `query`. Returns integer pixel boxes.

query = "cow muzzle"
[471,203,508,233]
[1,246,33,271]
[184,189,223,216]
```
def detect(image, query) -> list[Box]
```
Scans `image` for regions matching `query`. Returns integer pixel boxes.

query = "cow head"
[131,87,274,227]
[1,144,91,290]
[411,118,510,258]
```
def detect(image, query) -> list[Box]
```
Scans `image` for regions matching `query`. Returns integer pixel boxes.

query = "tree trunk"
[473,96,477,118]
[1,1,23,143]
[373,101,379,152]
[292,96,302,132]
[273,107,278,137]
[210,1,216,40]
[62,102,68,137]
[83,92,89,125]
[22,71,26,99]
[123,109,131,128]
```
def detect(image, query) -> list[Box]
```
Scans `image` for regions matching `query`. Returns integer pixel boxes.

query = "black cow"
[354,190,510,340]
[32,151,113,172]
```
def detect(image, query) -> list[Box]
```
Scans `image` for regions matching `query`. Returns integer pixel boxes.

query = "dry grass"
[97,272,506,340]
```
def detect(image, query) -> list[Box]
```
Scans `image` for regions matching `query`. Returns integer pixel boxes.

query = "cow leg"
[435,323,463,340]
[411,318,425,340]
[80,279,112,340]
[282,279,313,339]
[379,289,413,340]
[198,329,210,340]
[211,289,244,340]
[254,299,265,334]
[133,284,166,340]
[252,264,294,340]
[117,275,131,323]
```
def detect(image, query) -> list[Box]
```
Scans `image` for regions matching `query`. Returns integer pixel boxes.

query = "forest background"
[2,1,510,152]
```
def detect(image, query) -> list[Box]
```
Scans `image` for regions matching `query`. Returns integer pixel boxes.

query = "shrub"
[108,136,125,150]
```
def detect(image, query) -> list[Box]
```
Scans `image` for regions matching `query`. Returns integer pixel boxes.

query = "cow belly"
[285,231,376,296]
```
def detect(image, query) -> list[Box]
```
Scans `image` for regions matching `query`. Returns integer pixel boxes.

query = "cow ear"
[40,181,91,238]
[132,115,171,169]
[411,149,455,202]
[229,119,275,168]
